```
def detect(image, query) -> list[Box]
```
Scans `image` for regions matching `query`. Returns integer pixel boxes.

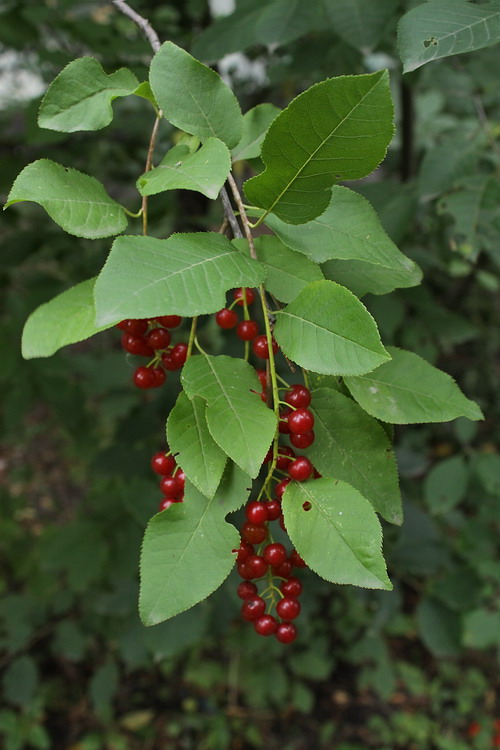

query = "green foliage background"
[0,1,499,748]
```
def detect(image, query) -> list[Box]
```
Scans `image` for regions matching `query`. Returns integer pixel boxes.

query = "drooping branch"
[111,0,161,52]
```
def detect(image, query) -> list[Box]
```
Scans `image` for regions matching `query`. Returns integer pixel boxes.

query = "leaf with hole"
[5,160,127,239]
[167,392,227,499]
[282,478,392,590]
[345,347,483,423]
[138,139,231,199]
[93,233,266,325]
[274,280,390,376]
[244,71,394,224]
[181,353,276,478]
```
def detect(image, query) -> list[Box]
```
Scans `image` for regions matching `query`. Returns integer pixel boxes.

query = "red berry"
[241,596,265,621]
[263,447,273,463]
[279,515,287,532]
[121,333,154,356]
[237,562,253,580]
[288,408,314,434]
[237,320,259,341]
[122,319,148,336]
[158,498,176,511]
[215,308,238,329]
[256,369,267,389]
[290,430,315,449]
[157,315,182,328]
[252,335,278,359]
[237,581,258,600]
[174,469,186,490]
[275,478,291,499]
[265,499,282,521]
[160,475,181,496]
[288,456,314,481]
[276,447,295,470]
[280,577,303,598]
[161,352,176,371]
[146,327,171,350]
[241,522,267,545]
[263,543,287,566]
[272,560,293,578]
[171,342,188,368]
[276,622,297,644]
[116,320,129,331]
[493,736,500,749]
[245,554,268,578]
[245,501,268,525]
[285,384,311,408]
[133,366,156,389]
[151,366,166,387]
[278,408,291,434]
[151,452,176,476]
[290,550,307,568]
[233,287,255,306]
[254,615,278,636]
[276,597,301,621]
[235,540,254,563]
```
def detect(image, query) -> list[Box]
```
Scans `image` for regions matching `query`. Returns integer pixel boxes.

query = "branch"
[220,186,243,239]
[111,0,161,53]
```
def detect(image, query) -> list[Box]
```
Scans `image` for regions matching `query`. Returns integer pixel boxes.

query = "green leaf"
[5,159,127,239]
[137,139,231,199]
[424,455,468,514]
[309,388,402,525]
[233,235,324,303]
[264,187,420,279]
[345,347,483,424]
[167,392,227,499]
[416,598,461,657]
[274,280,390,376]
[93,233,266,325]
[282,478,392,590]
[2,656,38,708]
[149,41,243,149]
[463,609,500,649]
[398,0,500,73]
[38,57,140,132]
[231,103,281,162]
[182,353,276,478]
[473,453,500,497]
[22,278,113,359]
[324,0,398,53]
[139,467,250,625]
[244,71,394,225]
[322,258,421,297]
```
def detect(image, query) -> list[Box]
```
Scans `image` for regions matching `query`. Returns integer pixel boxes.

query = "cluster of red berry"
[235,384,318,643]
[215,287,278,359]
[150,450,185,511]
[116,316,187,389]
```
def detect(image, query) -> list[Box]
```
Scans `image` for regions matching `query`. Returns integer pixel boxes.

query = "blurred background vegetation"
[1,1,499,748]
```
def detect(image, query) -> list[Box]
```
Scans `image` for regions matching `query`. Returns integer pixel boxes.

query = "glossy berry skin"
[276,447,295,470]
[121,333,154,357]
[280,577,303,598]
[245,501,268,525]
[215,308,238,329]
[288,456,314,481]
[252,335,278,359]
[290,550,307,568]
[146,327,171,350]
[256,369,267,389]
[160,475,182,496]
[120,318,148,336]
[151,366,166,387]
[263,543,287,566]
[290,430,315,449]
[157,315,182,328]
[272,560,293,578]
[233,287,255,306]
[158,496,182,511]
[237,562,253,580]
[288,408,314,434]
[275,478,291,499]
[237,581,258,600]
[171,343,188,368]
[276,622,297,644]
[276,597,301,621]
[241,596,266,621]
[133,366,156,389]
[285,384,311,408]
[265,499,282,521]
[245,554,268,578]
[236,540,254,563]
[241,522,267,545]
[237,320,259,341]
[151,452,176,476]
[254,615,278,636]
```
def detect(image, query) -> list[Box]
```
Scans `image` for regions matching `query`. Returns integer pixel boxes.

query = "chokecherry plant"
[4,4,483,645]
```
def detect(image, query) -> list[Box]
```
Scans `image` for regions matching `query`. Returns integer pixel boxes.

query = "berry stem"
[186,317,197,360]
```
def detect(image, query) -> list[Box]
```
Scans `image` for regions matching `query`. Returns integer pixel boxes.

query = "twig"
[141,113,162,234]
[227,173,257,259]
[220,186,243,239]
[111,0,161,52]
